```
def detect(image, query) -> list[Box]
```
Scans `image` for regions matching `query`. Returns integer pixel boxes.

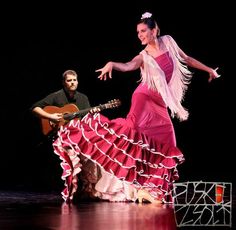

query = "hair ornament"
[141,12,152,19]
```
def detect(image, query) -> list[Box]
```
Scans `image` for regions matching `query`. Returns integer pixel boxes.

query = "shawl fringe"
[140,35,193,121]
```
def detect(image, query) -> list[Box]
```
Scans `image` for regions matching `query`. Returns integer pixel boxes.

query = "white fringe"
[139,35,193,121]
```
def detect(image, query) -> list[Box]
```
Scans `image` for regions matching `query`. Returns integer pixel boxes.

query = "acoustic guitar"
[41,99,121,136]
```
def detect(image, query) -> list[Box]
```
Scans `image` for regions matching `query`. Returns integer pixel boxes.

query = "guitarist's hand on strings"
[49,113,63,123]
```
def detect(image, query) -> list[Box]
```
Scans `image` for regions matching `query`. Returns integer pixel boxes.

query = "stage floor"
[0,190,234,230]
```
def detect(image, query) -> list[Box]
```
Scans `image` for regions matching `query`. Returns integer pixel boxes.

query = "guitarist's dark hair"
[62,70,78,81]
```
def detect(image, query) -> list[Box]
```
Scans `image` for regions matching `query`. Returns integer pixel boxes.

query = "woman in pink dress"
[53,12,220,204]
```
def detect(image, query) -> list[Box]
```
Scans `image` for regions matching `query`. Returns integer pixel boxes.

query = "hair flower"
[141,12,152,19]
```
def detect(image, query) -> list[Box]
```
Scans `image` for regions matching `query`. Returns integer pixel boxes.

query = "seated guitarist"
[31,69,100,202]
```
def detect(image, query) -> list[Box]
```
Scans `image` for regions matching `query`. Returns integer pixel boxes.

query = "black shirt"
[31,89,91,110]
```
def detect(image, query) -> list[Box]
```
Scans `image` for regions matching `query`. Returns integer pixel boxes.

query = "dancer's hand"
[208,67,221,82]
[96,62,113,81]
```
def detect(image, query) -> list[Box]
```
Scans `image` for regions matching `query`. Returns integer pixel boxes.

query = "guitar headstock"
[106,99,121,108]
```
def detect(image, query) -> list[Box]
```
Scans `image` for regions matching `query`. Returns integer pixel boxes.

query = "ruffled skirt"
[53,113,184,203]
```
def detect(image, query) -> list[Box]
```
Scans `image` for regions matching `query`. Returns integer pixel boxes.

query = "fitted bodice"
[155,52,173,83]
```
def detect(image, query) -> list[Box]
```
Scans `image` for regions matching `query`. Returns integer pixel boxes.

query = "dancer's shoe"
[137,189,162,204]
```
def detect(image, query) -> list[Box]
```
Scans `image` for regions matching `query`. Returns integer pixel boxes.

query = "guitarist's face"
[63,74,78,92]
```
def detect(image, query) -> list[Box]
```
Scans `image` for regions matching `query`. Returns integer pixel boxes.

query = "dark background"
[0,1,233,191]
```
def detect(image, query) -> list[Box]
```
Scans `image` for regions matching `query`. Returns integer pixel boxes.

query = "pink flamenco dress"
[53,49,187,204]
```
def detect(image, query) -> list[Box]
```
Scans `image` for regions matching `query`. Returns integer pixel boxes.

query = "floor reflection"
[58,201,177,230]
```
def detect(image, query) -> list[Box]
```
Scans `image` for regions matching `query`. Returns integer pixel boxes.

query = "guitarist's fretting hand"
[89,107,101,114]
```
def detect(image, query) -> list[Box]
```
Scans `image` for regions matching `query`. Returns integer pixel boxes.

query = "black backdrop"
[0,1,233,191]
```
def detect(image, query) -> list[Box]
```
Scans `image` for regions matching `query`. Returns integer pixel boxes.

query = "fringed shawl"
[140,35,193,121]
